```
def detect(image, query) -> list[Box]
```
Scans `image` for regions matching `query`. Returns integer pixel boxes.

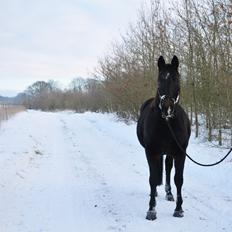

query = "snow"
[0,110,231,232]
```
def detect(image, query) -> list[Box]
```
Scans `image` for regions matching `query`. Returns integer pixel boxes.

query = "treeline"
[22,0,232,146]
[97,0,232,146]
[22,79,108,112]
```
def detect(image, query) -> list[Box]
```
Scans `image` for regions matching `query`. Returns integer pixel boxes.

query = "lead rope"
[166,119,232,167]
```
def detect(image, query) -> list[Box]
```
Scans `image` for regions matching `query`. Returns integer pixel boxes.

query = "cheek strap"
[172,94,179,104]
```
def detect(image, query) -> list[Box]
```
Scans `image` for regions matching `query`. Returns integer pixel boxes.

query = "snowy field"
[0,110,231,232]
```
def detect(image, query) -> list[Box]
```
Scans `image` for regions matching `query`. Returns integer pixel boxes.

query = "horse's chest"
[145,125,176,154]
[157,132,174,153]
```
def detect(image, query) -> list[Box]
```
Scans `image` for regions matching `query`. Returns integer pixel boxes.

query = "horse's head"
[157,55,180,119]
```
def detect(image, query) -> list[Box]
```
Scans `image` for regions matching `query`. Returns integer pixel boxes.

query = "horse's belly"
[144,133,177,155]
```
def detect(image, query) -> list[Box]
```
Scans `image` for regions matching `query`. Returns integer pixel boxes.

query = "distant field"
[0,105,25,122]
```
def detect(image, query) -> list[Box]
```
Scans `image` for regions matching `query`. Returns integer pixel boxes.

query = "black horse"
[137,56,191,220]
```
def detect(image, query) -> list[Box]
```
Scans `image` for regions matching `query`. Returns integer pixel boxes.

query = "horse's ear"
[158,56,165,70]
[171,55,179,70]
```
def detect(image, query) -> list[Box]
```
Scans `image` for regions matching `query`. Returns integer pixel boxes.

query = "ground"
[0,110,231,232]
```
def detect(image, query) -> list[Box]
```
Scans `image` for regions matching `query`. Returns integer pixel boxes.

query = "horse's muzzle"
[159,97,175,119]
[162,111,174,119]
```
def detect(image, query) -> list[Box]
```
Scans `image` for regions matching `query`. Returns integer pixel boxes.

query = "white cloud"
[0,0,142,95]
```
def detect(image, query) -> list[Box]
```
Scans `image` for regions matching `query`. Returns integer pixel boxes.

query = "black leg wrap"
[146,209,157,220]
[173,209,184,217]
[166,192,174,201]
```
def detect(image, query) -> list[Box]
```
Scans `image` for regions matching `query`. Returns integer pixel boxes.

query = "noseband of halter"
[158,91,179,120]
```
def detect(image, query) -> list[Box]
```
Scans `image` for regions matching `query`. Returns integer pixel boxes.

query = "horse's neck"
[154,93,160,106]
[150,93,160,109]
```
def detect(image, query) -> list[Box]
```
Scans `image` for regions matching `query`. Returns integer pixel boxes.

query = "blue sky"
[0,0,142,96]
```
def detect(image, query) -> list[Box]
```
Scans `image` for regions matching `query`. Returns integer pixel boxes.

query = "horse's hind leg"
[173,155,186,217]
[165,155,174,201]
[145,150,163,220]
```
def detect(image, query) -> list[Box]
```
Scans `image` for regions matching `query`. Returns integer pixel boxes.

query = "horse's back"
[139,98,154,114]
[175,104,191,147]
[137,98,154,147]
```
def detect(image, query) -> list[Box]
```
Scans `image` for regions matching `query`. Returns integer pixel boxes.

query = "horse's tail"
[157,155,163,186]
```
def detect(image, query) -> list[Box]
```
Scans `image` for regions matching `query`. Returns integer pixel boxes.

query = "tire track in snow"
[60,115,146,232]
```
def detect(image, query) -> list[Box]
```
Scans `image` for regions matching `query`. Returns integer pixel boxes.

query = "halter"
[157,90,179,119]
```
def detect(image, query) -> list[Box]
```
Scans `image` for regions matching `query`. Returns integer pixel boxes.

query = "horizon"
[0,77,88,97]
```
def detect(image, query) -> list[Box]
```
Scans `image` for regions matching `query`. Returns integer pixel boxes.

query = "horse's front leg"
[146,150,163,220]
[173,154,186,217]
[165,155,174,201]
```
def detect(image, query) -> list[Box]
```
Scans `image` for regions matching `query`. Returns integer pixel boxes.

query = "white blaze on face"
[167,107,171,116]
[165,73,170,80]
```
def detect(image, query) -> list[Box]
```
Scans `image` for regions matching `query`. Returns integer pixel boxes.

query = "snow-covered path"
[0,111,231,232]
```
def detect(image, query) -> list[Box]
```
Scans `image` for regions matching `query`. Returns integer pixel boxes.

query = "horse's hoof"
[146,210,157,220]
[166,193,174,201]
[173,209,184,218]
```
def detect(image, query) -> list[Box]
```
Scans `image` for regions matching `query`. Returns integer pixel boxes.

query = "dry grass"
[0,105,25,123]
